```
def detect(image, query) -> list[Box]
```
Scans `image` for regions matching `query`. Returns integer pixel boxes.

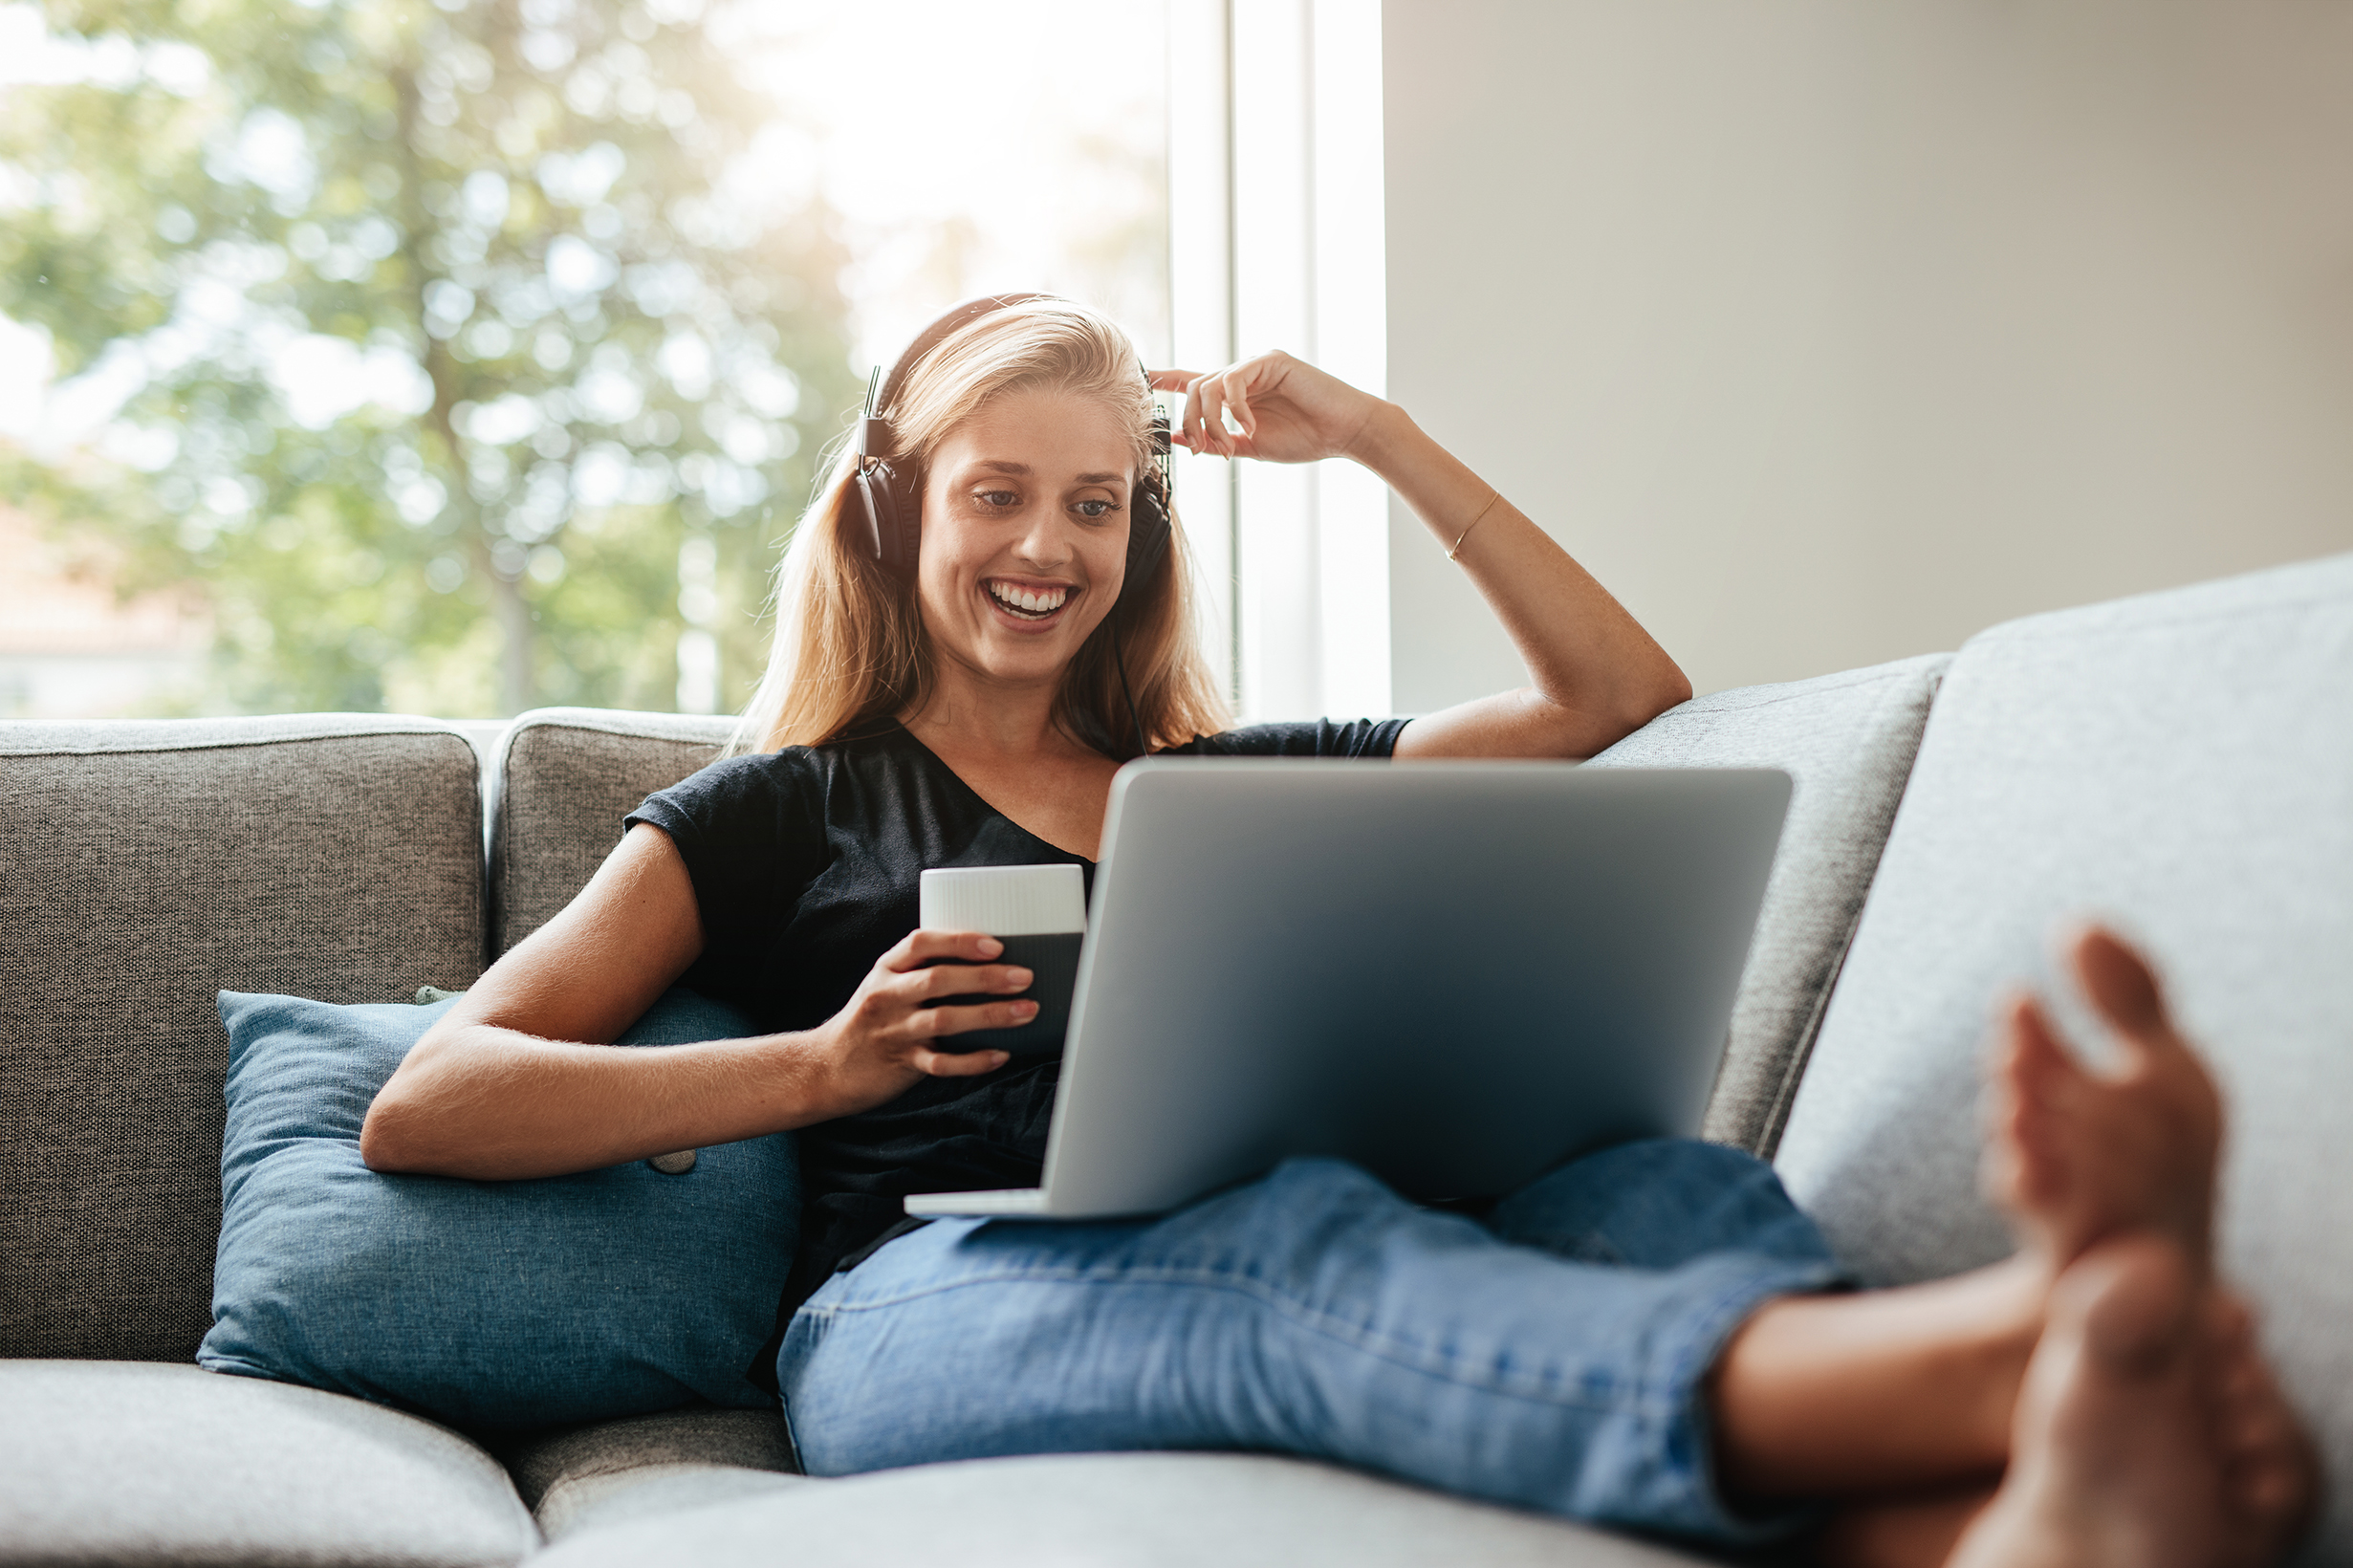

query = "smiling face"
[913,382,1140,694]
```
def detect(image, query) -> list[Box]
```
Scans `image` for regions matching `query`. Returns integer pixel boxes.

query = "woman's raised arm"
[1158,355,1690,760]
[359,823,1033,1179]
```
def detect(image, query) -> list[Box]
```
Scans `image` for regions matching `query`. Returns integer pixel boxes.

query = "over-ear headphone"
[852,294,1173,610]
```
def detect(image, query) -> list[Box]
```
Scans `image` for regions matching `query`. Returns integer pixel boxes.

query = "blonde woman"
[365,298,2312,1567]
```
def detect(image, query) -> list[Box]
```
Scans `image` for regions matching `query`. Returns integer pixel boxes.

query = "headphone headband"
[862,293,1058,455]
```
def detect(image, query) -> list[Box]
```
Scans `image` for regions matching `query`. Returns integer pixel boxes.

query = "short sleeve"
[624,751,823,969]
[1163,718,1409,758]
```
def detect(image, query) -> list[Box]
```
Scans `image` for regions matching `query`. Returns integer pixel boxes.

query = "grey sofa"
[5,554,2349,1568]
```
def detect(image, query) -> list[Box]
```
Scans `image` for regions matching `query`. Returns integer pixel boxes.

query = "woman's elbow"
[1648,664,1694,722]
[358,1087,425,1172]
[358,1043,450,1172]
[358,1103,402,1172]
[1558,667,1688,757]
[1606,658,1690,735]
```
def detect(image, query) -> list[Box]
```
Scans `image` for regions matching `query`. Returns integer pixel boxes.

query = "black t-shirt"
[625,715,1408,1318]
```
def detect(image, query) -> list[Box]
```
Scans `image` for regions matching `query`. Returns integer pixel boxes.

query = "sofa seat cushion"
[1588,653,1948,1154]
[1772,553,2353,1557]
[0,1360,535,1567]
[492,1407,805,1541]
[526,1451,1712,1567]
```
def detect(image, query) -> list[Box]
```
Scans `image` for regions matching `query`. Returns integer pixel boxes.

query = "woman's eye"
[1074,498,1117,519]
[975,490,1018,509]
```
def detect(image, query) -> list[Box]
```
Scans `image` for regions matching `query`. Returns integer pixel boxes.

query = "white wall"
[1383,1,2353,708]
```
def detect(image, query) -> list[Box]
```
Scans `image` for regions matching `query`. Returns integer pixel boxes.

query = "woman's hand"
[1153,352,1387,467]
[803,929,1036,1120]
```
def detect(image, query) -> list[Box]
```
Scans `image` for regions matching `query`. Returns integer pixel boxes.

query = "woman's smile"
[983,576,1077,628]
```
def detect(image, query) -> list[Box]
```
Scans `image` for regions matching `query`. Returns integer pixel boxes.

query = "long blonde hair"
[730,299,1231,756]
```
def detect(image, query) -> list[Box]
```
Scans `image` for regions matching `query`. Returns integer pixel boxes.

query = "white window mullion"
[1231,0,1319,723]
[1309,0,1390,720]
[1166,0,1239,706]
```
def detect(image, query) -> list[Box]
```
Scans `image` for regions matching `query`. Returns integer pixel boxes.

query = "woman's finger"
[1151,368,1203,448]
[914,998,1040,1038]
[904,962,1033,1001]
[1176,372,1213,451]
[1180,372,1212,455]
[1181,373,1212,453]
[1197,375,1233,457]
[886,928,1003,970]
[907,1046,1013,1078]
[1220,366,1257,441]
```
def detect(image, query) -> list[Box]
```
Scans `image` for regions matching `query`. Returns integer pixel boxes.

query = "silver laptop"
[905,760,1789,1219]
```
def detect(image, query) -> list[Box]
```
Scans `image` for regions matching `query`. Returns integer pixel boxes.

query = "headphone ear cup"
[1125,471,1172,594]
[854,467,890,566]
[1123,408,1173,594]
[858,462,920,578]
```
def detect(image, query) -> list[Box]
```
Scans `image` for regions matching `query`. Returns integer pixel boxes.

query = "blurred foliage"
[0,0,859,715]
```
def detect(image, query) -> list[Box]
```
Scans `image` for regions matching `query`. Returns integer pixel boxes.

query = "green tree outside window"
[2,0,859,717]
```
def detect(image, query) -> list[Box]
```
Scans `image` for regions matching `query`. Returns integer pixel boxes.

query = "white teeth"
[989,581,1069,616]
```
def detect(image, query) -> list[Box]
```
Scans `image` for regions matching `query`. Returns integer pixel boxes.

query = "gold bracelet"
[1448,490,1502,560]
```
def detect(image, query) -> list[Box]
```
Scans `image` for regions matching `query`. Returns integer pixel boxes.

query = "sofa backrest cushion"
[1586,654,1947,1155]
[491,708,734,956]
[1772,554,2353,1557]
[0,716,485,1363]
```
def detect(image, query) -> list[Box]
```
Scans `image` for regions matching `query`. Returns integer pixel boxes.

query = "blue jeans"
[778,1140,1845,1546]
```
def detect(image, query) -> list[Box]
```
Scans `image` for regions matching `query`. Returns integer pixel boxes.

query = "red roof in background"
[0,508,210,659]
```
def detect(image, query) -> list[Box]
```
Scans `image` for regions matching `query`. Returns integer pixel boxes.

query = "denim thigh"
[779,1143,1842,1544]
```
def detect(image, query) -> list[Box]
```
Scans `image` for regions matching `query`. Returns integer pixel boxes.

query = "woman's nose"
[1010,512,1074,568]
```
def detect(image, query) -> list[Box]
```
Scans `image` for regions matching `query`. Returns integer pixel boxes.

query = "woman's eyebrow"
[961,460,1124,485]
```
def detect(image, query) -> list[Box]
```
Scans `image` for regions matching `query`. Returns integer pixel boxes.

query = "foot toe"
[2071,925,2172,1042]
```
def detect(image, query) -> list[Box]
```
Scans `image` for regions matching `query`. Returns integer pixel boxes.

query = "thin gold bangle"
[1448,490,1502,560]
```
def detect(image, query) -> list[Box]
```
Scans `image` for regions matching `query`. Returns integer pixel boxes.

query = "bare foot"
[2202,1290,2323,1567]
[1945,1236,2313,1568]
[1981,926,2223,1273]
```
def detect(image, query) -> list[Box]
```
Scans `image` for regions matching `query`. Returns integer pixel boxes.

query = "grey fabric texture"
[492,1407,802,1543]
[534,1468,806,1545]
[0,1360,535,1566]
[1773,553,2353,1563]
[528,1451,1712,1568]
[499,1407,799,1506]
[0,716,485,1363]
[490,708,734,955]
[1586,654,1948,1155]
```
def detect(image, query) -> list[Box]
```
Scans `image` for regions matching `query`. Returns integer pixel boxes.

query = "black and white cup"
[919,864,1088,1057]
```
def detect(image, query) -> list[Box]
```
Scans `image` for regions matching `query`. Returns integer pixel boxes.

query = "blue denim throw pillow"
[202,989,796,1430]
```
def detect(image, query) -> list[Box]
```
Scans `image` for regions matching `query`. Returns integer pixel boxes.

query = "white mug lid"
[919,863,1087,936]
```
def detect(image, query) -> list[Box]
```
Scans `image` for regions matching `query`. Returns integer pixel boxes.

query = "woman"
[363,298,2314,1566]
